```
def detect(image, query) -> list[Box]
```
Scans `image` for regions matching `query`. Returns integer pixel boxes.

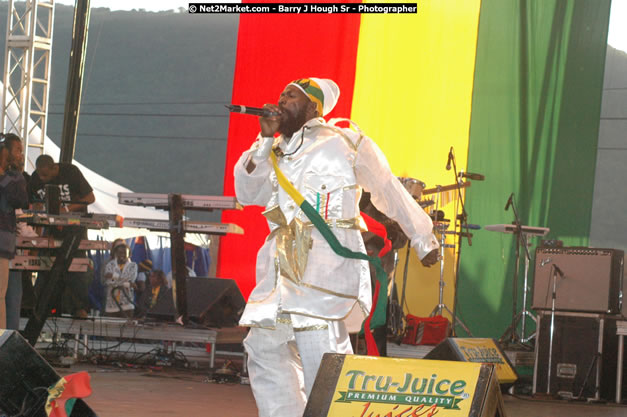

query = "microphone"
[446,147,454,171]
[458,172,485,181]
[225,104,280,117]
[554,264,565,277]
[541,257,552,267]
[504,193,514,211]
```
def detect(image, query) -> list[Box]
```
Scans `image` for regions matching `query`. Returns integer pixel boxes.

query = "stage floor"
[61,363,627,417]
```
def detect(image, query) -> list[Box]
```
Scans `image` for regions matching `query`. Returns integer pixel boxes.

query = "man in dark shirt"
[2,133,34,330]
[28,155,94,212]
[0,133,28,329]
[29,155,96,318]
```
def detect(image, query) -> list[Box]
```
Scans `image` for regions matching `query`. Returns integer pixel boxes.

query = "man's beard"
[278,108,309,138]
[7,158,22,172]
[8,161,21,171]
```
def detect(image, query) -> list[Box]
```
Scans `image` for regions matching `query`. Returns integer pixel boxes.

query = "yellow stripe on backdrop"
[351,0,481,326]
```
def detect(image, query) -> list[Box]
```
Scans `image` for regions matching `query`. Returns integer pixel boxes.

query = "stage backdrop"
[457,0,611,337]
[219,0,611,339]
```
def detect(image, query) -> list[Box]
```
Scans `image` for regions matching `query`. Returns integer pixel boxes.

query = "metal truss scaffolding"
[1,0,55,171]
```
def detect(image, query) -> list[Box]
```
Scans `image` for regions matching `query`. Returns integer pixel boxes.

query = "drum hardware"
[430,210,447,222]
[429,217,471,337]
[427,179,473,337]
[430,216,453,319]
[387,250,405,343]
[430,147,475,337]
[398,177,425,200]
[422,181,470,196]
[397,240,413,343]
[442,230,473,240]
[395,176,428,340]
[395,169,477,340]
[399,178,436,210]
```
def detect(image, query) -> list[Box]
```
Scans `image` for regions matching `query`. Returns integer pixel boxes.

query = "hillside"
[0,3,238,219]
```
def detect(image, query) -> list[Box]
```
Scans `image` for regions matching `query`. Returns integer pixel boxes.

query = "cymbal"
[422,181,471,195]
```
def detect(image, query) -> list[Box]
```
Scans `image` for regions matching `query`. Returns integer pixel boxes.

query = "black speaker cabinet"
[0,330,96,416]
[533,312,619,401]
[148,277,245,326]
[532,247,624,313]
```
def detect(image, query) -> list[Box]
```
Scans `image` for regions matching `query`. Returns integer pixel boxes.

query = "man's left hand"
[421,249,439,267]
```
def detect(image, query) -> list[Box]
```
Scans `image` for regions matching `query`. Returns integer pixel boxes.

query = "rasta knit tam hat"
[288,77,340,117]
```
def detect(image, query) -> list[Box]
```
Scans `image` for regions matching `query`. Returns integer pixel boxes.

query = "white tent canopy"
[1,80,209,247]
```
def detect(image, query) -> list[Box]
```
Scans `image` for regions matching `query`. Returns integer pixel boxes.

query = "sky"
[608,0,627,53]
[56,0,190,11]
[51,0,627,53]
[53,0,231,11]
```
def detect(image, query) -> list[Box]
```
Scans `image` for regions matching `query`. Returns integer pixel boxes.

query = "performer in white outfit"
[234,77,439,417]
[103,241,138,316]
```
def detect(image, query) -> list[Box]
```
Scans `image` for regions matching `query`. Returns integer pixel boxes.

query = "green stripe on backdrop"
[457,0,611,338]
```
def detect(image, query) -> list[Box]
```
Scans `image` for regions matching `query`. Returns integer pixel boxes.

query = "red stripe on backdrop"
[219,0,361,298]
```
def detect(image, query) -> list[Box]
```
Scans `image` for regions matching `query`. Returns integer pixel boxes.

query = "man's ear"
[307,100,319,118]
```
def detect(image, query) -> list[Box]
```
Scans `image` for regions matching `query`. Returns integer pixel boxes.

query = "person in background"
[29,154,94,213]
[103,240,137,317]
[0,133,28,329]
[135,269,171,318]
[165,265,196,289]
[2,134,36,330]
[29,154,96,318]
[135,259,152,304]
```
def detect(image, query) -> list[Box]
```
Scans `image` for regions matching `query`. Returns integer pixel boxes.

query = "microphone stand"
[440,148,473,336]
[546,263,563,395]
[499,193,534,347]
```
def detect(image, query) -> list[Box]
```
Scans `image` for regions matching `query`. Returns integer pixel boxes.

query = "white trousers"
[243,315,353,417]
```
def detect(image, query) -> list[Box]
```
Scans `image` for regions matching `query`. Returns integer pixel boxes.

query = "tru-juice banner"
[318,355,484,416]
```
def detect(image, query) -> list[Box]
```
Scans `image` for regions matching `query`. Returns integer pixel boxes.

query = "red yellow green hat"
[288,77,340,117]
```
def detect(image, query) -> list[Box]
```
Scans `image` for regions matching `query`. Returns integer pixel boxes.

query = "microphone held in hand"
[225,104,280,117]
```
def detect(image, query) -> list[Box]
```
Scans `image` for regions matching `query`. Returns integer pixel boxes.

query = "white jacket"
[234,118,438,332]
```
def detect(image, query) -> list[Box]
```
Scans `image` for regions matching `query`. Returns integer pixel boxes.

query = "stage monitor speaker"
[532,312,619,401]
[148,277,245,326]
[424,338,518,385]
[0,330,96,417]
[532,247,624,313]
[304,353,507,417]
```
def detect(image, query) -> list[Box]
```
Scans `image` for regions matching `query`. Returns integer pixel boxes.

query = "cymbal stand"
[430,185,450,317]
[499,193,536,347]
[428,184,473,336]
[430,216,453,318]
[519,234,536,343]
[446,147,474,336]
